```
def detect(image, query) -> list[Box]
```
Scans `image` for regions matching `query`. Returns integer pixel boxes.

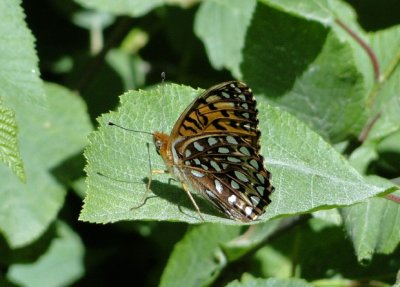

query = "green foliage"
[81,84,390,224]
[0,0,399,286]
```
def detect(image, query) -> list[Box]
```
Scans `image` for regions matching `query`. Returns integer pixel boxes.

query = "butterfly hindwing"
[175,133,273,221]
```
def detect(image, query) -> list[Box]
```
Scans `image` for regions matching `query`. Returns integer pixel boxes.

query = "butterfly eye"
[154,139,162,155]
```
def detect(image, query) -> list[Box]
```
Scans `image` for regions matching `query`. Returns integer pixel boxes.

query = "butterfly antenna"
[161,71,166,83]
[160,72,167,133]
[108,121,153,135]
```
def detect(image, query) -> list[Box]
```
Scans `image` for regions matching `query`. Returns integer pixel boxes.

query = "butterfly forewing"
[172,81,260,149]
[163,81,274,222]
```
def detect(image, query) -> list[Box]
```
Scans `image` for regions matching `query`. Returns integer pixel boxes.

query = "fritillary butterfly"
[153,81,274,222]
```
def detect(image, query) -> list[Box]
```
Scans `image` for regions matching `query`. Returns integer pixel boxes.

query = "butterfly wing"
[169,81,274,221]
[171,81,260,148]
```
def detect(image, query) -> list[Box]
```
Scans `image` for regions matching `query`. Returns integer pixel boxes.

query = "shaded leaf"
[252,244,293,278]
[194,0,256,78]
[159,224,241,287]
[7,221,84,287]
[242,1,370,141]
[341,177,400,262]
[0,83,92,248]
[221,219,281,261]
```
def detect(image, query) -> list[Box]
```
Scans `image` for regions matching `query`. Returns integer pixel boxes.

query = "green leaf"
[0,99,25,181]
[348,143,378,174]
[194,0,256,78]
[159,224,241,287]
[80,83,390,224]
[0,0,45,182]
[0,0,45,110]
[343,193,400,262]
[252,245,292,277]
[23,83,93,170]
[241,1,370,141]
[0,83,92,248]
[226,277,313,287]
[312,209,343,226]
[7,221,84,287]
[341,177,400,262]
[368,25,400,84]
[73,0,164,18]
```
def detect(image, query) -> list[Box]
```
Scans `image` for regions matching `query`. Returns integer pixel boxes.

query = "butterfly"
[152,81,274,222]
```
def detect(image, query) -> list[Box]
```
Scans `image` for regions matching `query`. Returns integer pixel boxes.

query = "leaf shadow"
[241,3,328,97]
[0,222,56,265]
[367,151,400,178]
[50,151,86,188]
[145,178,224,220]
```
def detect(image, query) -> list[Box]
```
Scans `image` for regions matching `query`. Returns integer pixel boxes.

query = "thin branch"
[335,19,380,81]
[385,194,400,204]
[72,17,134,92]
[358,112,381,142]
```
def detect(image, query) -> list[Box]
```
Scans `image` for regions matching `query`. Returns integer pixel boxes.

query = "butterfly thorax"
[153,131,190,180]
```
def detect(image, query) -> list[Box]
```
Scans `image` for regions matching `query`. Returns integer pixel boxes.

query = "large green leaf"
[0,0,46,180]
[7,221,84,287]
[80,83,390,224]
[0,83,92,248]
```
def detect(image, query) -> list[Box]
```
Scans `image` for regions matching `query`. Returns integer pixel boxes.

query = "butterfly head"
[153,132,170,158]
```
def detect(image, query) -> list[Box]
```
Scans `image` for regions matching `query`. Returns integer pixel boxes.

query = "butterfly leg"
[181,182,205,222]
[131,169,168,210]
